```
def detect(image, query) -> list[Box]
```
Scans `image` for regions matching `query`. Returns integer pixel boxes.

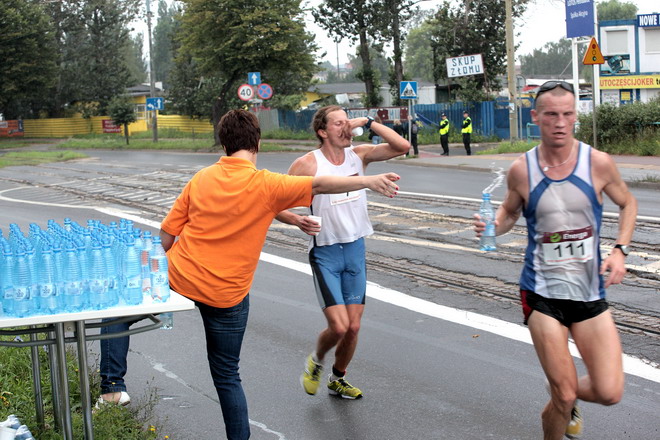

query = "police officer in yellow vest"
[461,111,472,155]
[439,113,450,156]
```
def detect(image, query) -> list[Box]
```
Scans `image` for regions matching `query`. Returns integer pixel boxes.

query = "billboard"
[0,120,24,138]
[446,54,484,78]
[102,119,122,133]
[601,54,630,75]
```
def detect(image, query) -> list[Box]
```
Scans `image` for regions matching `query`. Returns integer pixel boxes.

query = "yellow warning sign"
[583,38,605,65]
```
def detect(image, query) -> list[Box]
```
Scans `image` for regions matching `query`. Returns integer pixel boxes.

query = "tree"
[597,0,638,21]
[178,0,318,144]
[405,0,529,101]
[107,95,137,145]
[0,0,58,119]
[314,0,383,107]
[52,0,141,114]
[520,39,572,77]
[403,20,436,82]
[124,33,147,85]
[153,0,178,87]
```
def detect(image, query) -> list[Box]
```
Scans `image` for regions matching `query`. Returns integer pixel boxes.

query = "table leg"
[54,322,74,440]
[48,329,62,432]
[75,321,94,440]
[29,328,44,428]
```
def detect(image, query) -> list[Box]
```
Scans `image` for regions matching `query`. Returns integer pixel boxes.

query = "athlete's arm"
[275,153,319,234]
[594,151,638,287]
[160,229,176,252]
[353,119,410,165]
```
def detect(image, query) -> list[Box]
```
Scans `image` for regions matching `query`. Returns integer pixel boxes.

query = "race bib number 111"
[541,226,594,265]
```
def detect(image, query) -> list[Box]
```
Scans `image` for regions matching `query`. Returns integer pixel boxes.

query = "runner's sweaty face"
[322,110,352,148]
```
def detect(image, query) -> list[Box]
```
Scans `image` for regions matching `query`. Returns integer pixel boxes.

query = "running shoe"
[327,375,363,399]
[300,354,323,395]
[565,405,583,439]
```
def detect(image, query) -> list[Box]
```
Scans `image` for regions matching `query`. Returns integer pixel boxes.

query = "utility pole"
[505,0,518,140]
[146,0,158,142]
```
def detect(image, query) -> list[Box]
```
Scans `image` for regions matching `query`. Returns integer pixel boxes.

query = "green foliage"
[314,0,382,108]
[107,95,138,145]
[576,100,660,156]
[477,140,533,155]
[0,336,158,439]
[153,0,178,85]
[261,129,316,140]
[124,33,147,85]
[0,151,87,168]
[178,0,319,141]
[403,20,436,82]
[0,0,58,119]
[597,0,638,21]
[407,0,529,99]
[54,0,141,115]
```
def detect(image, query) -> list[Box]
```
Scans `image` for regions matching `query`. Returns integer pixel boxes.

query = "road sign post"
[400,81,418,146]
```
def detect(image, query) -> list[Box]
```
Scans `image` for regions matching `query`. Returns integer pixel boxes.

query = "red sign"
[0,120,24,137]
[238,84,254,101]
[102,119,122,133]
[348,107,409,123]
[256,83,273,100]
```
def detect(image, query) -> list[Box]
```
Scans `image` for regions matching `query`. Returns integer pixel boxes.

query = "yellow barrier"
[158,115,214,134]
[22,117,148,138]
[21,115,210,138]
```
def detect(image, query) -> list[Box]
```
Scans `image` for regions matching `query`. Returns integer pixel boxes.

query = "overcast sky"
[304,0,660,66]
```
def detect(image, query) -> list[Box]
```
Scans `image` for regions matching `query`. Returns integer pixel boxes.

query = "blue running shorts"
[309,238,367,309]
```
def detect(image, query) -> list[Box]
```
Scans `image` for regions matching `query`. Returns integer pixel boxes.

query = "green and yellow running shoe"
[327,375,363,399]
[300,354,324,395]
[565,405,583,439]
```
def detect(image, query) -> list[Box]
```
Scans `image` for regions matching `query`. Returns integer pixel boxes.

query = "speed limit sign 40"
[238,84,254,101]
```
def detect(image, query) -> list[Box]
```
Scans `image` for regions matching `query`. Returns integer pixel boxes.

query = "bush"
[576,98,660,154]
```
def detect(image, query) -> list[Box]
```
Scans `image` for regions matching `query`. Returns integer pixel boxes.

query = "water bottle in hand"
[479,192,497,251]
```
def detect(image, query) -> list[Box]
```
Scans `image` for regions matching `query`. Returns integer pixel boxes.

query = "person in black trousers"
[439,113,450,156]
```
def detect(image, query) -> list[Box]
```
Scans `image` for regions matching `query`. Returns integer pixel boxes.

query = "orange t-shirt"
[161,156,313,308]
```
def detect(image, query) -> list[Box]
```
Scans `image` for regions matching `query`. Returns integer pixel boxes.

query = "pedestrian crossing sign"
[400,81,418,100]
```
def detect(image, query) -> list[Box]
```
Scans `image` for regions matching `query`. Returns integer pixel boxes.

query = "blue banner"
[565,0,594,39]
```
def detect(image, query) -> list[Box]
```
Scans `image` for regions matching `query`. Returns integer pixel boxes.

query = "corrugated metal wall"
[23,117,148,138]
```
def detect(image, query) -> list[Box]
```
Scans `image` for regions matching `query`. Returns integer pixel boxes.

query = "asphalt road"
[0,150,658,439]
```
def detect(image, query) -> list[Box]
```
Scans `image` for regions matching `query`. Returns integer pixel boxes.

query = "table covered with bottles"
[0,218,195,440]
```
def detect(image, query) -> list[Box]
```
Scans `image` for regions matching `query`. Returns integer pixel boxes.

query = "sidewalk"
[403,143,660,189]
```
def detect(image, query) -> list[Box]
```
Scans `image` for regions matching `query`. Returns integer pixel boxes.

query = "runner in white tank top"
[276,106,409,399]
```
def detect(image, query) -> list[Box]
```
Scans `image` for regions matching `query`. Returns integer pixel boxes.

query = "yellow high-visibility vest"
[462,116,472,134]
[439,119,450,135]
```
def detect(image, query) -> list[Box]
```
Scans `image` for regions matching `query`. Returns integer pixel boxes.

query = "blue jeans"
[100,319,132,394]
[197,295,250,440]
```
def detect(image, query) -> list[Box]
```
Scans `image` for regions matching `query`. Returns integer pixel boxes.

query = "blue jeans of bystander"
[197,295,251,440]
[100,319,132,394]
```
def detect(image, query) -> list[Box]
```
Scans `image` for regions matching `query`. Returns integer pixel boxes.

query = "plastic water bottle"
[88,241,112,310]
[38,243,61,315]
[149,236,170,303]
[62,241,85,312]
[159,312,173,330]
[122,236,143,306]
[479,192,497,251]
[101,237,119,308]
[141,231,153,296]
[13,248,33,318]
[1,243,14,317]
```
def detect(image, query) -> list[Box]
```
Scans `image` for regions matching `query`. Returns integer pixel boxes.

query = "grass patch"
[0,139,37,149]
[0,334,160,439]
[262,128,316,140]
[476,141,534,155]
[0,151,87,168]
[57,138,214,152]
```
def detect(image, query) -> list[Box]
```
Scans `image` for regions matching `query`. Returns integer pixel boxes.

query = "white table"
[0,291,194,440]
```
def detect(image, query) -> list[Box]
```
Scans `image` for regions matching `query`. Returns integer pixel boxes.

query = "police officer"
[439,113,450,156]
[461,111,472,155]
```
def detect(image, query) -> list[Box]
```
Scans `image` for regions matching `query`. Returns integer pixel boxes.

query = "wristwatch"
[614,244,631,256]
[364,116,375,130]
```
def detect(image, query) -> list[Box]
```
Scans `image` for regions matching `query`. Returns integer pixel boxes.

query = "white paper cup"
[0,426,17,440]
[308,215,322,235]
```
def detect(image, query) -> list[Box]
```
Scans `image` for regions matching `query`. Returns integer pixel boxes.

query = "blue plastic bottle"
[479,192,497,251]
[62,241,85,312]
[101,237,119,308]
[38,243,61,315]
[88,241,112,310]
[150,236,170,303]
[75,238,91,311]
[0,243,14,316]
[122,236,143,306]
[13,247,33,318]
